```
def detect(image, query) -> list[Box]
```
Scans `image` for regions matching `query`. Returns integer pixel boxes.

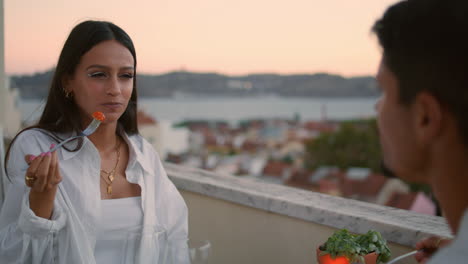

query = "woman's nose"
[106,77,121,96]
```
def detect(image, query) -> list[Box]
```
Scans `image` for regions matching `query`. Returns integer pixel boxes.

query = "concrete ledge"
[165,162,452,247]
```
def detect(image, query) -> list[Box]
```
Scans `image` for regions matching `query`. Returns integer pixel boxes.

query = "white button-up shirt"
[0,129,189,264]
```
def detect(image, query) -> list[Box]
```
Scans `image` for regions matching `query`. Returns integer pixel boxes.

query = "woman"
[0,20,189,263]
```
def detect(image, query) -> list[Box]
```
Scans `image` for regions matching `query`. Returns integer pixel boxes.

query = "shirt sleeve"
[18,191,67,239]
[0,129,67,263]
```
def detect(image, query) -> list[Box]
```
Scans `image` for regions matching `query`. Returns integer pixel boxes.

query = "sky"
[4,0,397,77]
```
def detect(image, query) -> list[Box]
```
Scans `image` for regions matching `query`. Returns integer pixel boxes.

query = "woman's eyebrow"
[86,64,134,71]
[86,64,107,70]
[120,66,135,71]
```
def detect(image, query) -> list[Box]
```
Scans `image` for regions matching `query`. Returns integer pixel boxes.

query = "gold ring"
[25,175,36,182]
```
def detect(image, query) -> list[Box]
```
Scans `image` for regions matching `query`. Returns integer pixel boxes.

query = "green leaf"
[321,229,391,264]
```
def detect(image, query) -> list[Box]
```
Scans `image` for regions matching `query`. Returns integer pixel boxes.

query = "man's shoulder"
[428,210,468,263]
[428,243,468,263]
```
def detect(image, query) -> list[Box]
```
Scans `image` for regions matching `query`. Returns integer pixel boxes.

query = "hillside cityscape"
[135,110,437,217]
[12,69,379,99]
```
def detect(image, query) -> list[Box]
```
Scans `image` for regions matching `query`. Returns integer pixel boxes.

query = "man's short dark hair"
[373,0,468,145]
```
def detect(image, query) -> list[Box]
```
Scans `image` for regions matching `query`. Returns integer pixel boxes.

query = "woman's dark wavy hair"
[5,20,139,177]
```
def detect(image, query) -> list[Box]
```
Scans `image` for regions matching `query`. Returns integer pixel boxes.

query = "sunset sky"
[4,0,397,77]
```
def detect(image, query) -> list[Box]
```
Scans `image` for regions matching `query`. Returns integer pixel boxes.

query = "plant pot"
[316,247,378,264]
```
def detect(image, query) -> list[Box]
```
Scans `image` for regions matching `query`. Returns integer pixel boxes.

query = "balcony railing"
[165,162,451,264]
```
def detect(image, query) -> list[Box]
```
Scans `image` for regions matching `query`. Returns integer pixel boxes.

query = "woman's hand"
[415,236,451,263]
[24,144,62,219]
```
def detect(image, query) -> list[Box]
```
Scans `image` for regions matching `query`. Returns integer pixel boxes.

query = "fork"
[49,117,103,153]
[385,250,418,264]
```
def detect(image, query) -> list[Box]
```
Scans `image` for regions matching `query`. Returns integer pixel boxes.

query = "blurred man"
[373,0,468,263]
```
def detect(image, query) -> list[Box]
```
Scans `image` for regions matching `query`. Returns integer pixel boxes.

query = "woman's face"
[66,39,135,126]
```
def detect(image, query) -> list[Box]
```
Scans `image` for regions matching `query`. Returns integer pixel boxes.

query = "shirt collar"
[60,132,153,175]
[121,133,153,175]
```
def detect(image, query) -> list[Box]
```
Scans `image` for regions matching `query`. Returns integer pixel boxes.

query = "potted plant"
[317,229,391,264]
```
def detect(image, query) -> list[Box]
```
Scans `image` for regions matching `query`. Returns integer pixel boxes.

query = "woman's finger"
[25,155,44,187]
[26,154,43,173]
[24,154,37,165]
[47,151,57,189]
[49,151,62,186]
[46,143,61,187]
[54,153,63,185]
[33,152,52,192]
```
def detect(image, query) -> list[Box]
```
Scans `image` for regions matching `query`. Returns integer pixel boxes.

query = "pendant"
[108,174,115,182]
[107,185,112,195]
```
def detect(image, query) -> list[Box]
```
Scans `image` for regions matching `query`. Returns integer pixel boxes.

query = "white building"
[0,0,21,138]
[138,111,189,160]
[157,120,190,159]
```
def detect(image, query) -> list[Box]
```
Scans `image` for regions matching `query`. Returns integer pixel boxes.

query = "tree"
[305,119,381,172]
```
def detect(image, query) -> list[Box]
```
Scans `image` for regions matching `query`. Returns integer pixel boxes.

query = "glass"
[189,239,211,264]
[122,227,211,264]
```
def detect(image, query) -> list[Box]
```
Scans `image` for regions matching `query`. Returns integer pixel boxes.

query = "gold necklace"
[100,138,122,195]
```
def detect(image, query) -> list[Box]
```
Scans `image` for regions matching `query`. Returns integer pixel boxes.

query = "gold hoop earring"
[64,89,73,99]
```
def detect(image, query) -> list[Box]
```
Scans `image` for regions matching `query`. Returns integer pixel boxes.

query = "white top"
[94,196,143,264]
[0,129,190,264]
[428,209,468,264]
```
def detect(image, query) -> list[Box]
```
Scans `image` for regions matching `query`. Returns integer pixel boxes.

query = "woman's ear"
[61,75,75,98]
[61,74,74,94]
[412,92,443,145]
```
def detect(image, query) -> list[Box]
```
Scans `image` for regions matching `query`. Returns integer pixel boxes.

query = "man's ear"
[412,92,443,145]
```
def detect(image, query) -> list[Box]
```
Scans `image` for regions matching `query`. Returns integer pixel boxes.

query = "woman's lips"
[102,103,122,109]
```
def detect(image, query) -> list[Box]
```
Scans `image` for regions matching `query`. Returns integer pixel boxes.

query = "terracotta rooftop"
[339,173,387,198]
[262,160,291,178]
[137,110,157,125]
[385,192,418,210]
[303,121,336,133]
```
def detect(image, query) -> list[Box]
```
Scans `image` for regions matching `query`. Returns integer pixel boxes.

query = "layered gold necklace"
[100,138,122,195]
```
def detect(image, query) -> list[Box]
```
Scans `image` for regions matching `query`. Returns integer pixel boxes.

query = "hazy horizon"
[8,66,377,78]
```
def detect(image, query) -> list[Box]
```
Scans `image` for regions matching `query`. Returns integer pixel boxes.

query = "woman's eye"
[120,73,134,79]
[88,72,107,78]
